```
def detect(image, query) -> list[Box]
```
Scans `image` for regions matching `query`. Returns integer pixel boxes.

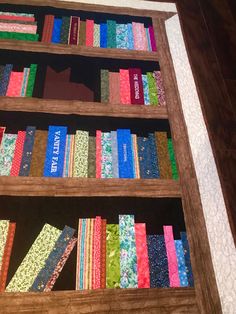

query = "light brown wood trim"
[0,40,160,61]
[0,0,174,19]
[0,288,197,313]
[0,177,181,197]
[0,97,168,119]
[153,18,222,314]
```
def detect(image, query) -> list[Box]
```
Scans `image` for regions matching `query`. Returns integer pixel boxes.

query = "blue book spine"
[116,24,128,49]
[100,23,107,48]
[147,235,159,288]
[127,23,134,50]
[52,18,63,43]
[175,240,189,287]
[146,28,152,51]
[0,64,13,96]
[142,74,150,105]
[180,232,194,287]
[111,131,119,178]
[156,235,170,287]
[44,126,67,177]
[117,129,134,178]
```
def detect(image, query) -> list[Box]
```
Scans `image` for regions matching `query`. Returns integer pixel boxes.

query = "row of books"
[2,215,193,292]
[101,68,166,106]
[42,15,157,51]
[0,126,178,179]
[0,64,37,97]
[0,11,39,41]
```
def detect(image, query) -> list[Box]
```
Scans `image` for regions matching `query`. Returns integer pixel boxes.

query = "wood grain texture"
[153,18,222,314]
[0,97,168,119]
[0,177,181,197]
[0,40,160,61]
[0,288,197,313]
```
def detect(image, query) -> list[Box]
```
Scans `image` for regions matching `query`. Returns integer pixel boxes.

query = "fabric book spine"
[101,132,113,178]
[147,72,158,105]
[76,219,86,290]
[109,72,120,104]
[0,19,37,26]
[146,28,152,51]
[119,69,131,104]
[0,64,13,96]
[42,15,54,43]
[167,138,179,179]
[0,32,39,41]
[68,134,75,177]
[44,126,67,177]
[132,134,140,178]
[29,130,48,177]
[164,226,180,287]
[100,69,109,103]
[88,136,96,178]
[93,23,100,47]
[51,18,62,43]
[0,126,5,146]
[60,16,70,44]
[107,20,116,48]
[116,24,128,49]
[100,219,107,289]
[6,224,61,292]
[133,22,146,51]
[25,64,37,97]
[21,68,30,97]
[73,130,89,178]
[84,218,91,289]
[19,126,36,176]
[92,216,102,289]
[106,224,120,288]
[42,15,50,42]
[155,132,172,179]
[10,131,26,176]
[0,222,16,292]
[129,68,144,105]
[148,133,160,178]
[156,235,170,287]
[6,71,24,97]
[88,219,94,289]
[142,74,150,105]
[148,26,157,51]
[0,65,5,91]
[135,223,150,288]
[44,237,77,292]
[127,23,134,50]
[0,14,35,22]
[100,23,107,48]
[111,131,118,178]
[175,240,189,287]
[96,130,102,178]
[63,134,71,177]
[117,129,134,178]
[30,226,75,292]
[0,22,37,34]
[180,232,194,287]
[119,215,138,288]
[147,235,159,288]
[78,20,86,45]
[0,220,10,273]
[141,24,148,51]
[69,16,79,45]
[86,19,94,47]
[0,134,17,176]
[153,71,166,106]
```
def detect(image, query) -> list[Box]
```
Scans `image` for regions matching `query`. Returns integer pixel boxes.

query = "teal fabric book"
[107,20,116,48]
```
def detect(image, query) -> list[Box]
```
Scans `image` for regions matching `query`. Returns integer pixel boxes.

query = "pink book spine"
[133,22,146,51]
[96,130,102,178]
[6,71,24,97]
[85,19,94,47]
[76,219,82,290]
[92,216,102,289]
[10,131,26,176]
[140,24,148,51]
[0,22,37,34]
[120,69,131,104]
[0,15,35,22]
[135,223,150,288]
[164,226,180,287]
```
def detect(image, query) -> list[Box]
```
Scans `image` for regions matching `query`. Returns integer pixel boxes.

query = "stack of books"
[42,15,157,51]
[76,215,194,289]
[0,11,39,41]
[0,63,37,97]
[101,68,166,105]
[0,126,178,179]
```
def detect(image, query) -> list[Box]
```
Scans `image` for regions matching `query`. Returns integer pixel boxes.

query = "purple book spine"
[148,26,157,52]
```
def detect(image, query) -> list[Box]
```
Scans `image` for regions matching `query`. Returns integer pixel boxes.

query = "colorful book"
[88,136,96,178]
[106,224,120,288]
[0,133,17,176]
[132,134,140,178]
[6,71,24,97]
[0,64,13,96]
[96,130,102,178]
[68,134,75,177]
[73,130,89,177]
[44,126,67,177]
[100,69,109,103]
[21,67,30,97]
[101,132,113,178]
[19,126,36,176]
[51,18,62,43]
[180,232,194,287]
[63,134,72,177]
[156,235,170,287]
[10,131,26,176]
[88,218,94,289]
[0,32,39,41]
[119,69,131,104]
[117,129,134,178]
[0,14,35,22]
[129,68,144,105]
[107,20,116,48]
[147,72,158,105]
[175,240,189,287]
[100,219,107,289]
[29,130,48,177]
[86,19,94,47]
[93,23,100,47]
[25,64,37,97]
[127,23,134,50]
[60,16,70,44]
[100,23,107,48]
[0,22,37,34]
[76,219,87,290]
[109,72,120,104]
[153,70,166,106]
[78,20,86,45]
[146,28,151,51]
[84,218,91,290]
[0,126,5,146]
[147,235,159,288]
[155,132,172,179]
[92,216,102,289]
[116,24,128,49]
[132,22,147,51]
[41,15,54,43]
[167,138,179,180]
[111,131,118,178]
[142,74,150,105]
[69,16,79,45]
[148,26,157,52]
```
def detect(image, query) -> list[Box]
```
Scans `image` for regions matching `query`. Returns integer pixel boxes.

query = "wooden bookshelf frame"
[0,1,222,313]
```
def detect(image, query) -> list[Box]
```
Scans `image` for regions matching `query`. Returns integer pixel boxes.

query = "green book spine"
[167,138,179,180]
[79,20,86,46]
[60,16,70,44]
[106,224,120,288]
[73,130,89,178]
[0,31,39,41]
[26,64,38,97]
[88,136,96,178]
[101,69,109,103]
[107,20,116,48]
[147,72,158,106]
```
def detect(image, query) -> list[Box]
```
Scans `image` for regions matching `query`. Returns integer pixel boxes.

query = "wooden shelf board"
[0,288,197,313]
[0,177,181,197]
[0,97,168,119]
[0,40,159,61]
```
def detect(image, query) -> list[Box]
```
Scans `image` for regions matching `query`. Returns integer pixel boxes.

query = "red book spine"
[10,131,26,176]
[129,68,144,104]
[96,130,101,178]
[0,126,5,146]
[0,15,35,22]
[42,15,54,43]
[69,16,79,45]
[85,19,94,47]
